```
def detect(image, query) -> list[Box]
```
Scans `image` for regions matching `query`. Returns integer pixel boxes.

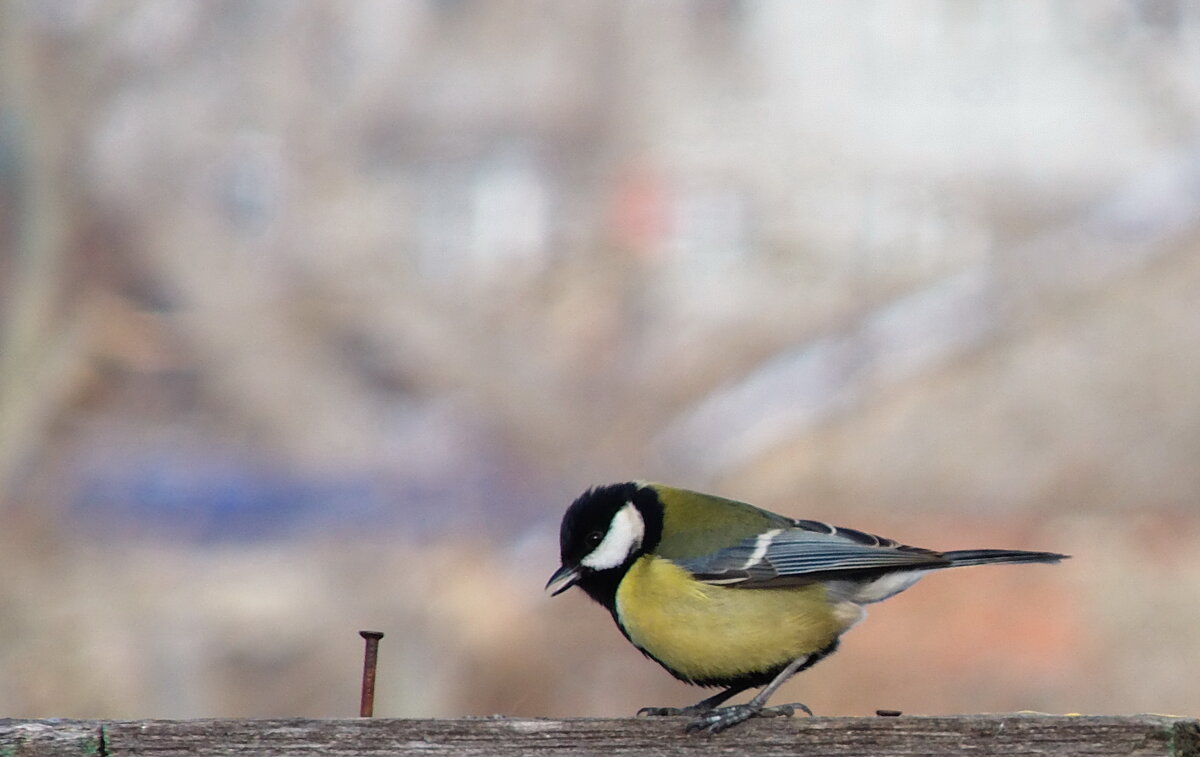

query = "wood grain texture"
[0,720,103,757]
[4,716,1198,757]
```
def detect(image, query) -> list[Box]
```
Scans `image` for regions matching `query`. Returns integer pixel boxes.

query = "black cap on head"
[558,483,639,563]
[548,482,664,609]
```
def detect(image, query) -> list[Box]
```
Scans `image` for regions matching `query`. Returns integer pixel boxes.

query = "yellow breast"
[615,555,852,682]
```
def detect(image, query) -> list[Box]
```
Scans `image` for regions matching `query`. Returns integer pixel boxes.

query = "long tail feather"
[942,549,1068,567]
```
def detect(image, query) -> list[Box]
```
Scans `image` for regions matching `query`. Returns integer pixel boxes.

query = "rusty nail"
[359,630,384,717]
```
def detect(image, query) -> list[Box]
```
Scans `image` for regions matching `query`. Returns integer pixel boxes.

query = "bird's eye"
[585,531,604,548]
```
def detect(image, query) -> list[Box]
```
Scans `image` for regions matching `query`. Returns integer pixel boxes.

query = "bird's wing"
[649,485,799,561]
[675,520,949,587]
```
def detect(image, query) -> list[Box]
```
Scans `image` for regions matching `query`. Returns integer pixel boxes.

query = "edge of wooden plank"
[5,715,1199,757]
[103,715,1200,757]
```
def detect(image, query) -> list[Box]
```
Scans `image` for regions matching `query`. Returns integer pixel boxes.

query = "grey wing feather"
[677,522,949,587]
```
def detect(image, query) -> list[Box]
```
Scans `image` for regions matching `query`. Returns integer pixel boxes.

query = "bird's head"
[546,482,663,602]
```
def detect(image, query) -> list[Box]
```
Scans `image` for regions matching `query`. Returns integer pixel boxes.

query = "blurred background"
[2,0,1199,721]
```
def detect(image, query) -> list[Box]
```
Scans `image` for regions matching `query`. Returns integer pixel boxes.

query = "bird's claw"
[683,702,813,734]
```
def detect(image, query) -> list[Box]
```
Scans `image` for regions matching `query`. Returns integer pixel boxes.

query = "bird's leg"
[637,685,746,717]
[684,655,815,734]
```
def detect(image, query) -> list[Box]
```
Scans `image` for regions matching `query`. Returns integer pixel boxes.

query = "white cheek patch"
[580,502,645,570]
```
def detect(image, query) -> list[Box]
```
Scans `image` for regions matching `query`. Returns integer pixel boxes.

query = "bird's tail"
[942,549,1068,568]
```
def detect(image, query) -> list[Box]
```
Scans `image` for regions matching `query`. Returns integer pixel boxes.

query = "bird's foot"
[636,704,712,717]
[684,701,813,734]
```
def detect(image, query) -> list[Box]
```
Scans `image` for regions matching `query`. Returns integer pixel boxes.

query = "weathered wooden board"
[0,719,104,757]
[4,716,1198,757]
[91,715,1199,757]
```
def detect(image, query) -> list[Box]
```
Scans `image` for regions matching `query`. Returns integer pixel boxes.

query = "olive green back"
[649,484,796,561]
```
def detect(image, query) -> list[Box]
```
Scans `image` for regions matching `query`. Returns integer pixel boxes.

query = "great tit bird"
[546,482,1068,733]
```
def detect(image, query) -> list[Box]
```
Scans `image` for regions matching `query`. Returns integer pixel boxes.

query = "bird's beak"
[545,564,581,596]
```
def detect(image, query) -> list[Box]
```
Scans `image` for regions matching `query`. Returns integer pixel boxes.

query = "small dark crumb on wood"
[876,709,903,717]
